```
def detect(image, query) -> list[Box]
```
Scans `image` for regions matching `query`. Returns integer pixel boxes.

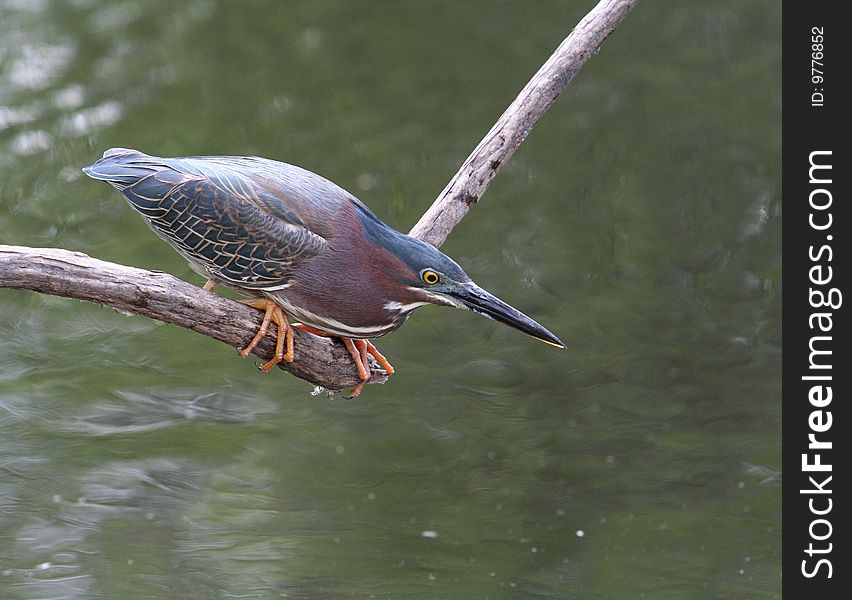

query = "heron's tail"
[82,148,156,190]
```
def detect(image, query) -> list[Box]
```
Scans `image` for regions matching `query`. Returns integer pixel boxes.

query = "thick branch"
[409,0,638,247]
[0,245,369,390]
[1,1,636,391]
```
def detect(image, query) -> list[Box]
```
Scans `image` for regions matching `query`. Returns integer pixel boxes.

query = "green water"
[1,1,780,598]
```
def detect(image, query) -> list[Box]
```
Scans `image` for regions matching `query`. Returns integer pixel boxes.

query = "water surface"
[1,1,780,598]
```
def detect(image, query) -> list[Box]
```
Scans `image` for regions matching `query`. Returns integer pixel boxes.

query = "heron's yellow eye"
[421,269,440,285]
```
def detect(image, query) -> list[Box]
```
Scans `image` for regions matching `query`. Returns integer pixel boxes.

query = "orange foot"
[240,299,294,372]
[294,324,394,398]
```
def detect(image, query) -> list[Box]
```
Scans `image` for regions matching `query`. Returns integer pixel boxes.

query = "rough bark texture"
[0,0,637,392]
[409,0,638,247]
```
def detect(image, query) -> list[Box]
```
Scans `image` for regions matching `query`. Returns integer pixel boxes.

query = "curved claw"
[340,337,395,398]
[343,381,368,400]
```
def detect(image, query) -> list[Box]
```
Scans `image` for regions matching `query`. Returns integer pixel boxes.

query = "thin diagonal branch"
[410,0,638,247]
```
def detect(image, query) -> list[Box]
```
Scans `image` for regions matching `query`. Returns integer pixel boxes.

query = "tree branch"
[0,0,637,391]
[409,0,639,247]
[0,245,370,389]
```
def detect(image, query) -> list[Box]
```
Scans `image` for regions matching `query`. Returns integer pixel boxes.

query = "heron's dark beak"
[447,282,565,349]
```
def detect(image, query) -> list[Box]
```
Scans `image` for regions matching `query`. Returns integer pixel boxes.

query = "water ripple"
[57,388,279,436]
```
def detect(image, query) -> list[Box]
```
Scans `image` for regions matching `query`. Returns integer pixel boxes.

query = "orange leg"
[293,324,394,397]
[202,279,217,291]
[342,338,371,381]
[360,340,395,376]
[240,299,294,372]
[293,323,328,337]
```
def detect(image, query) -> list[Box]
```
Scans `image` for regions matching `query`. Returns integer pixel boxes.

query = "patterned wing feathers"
[87,151,329,289]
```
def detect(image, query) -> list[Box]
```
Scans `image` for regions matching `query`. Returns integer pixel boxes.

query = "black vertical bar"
[783,2,848,596]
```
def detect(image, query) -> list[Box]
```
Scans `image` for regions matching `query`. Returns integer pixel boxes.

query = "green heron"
[84,148,563,395]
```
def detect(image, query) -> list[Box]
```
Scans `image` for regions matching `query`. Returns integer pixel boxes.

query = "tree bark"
[0,0,638,392]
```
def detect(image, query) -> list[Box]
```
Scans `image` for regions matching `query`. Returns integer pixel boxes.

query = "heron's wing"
[84,149,332,289]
